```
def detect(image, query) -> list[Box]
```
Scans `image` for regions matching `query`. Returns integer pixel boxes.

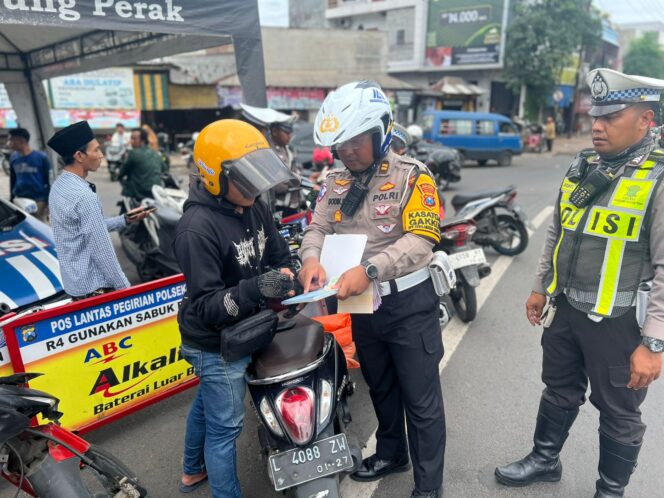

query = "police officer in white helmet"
[299,81,446,498]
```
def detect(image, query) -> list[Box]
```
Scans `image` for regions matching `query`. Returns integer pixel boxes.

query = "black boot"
[593,433,641,498]
[495,398,579,487]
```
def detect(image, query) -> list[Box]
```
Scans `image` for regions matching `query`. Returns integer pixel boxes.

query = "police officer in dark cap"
[48,121,149,299]
[495,68,664,498]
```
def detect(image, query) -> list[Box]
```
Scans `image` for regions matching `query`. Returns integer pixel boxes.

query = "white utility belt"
[379,267,430,297]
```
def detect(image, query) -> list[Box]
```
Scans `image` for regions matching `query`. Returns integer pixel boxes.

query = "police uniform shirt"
[300,150,441,282]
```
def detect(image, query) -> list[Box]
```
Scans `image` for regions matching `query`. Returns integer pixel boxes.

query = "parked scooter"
[118,173,185,281]
[276,179,319,271]
[105,142,126,181]
[408,141,462,191]
[437,217,491,322]
[247,310,361,497]
[450,185,530,256]
[0,373,147,498]
[405,124,462,191]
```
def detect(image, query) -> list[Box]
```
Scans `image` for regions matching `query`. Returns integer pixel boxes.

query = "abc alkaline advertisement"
[1,278,196,432]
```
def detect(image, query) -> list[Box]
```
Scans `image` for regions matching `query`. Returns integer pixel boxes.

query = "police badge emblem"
[591,72,609,101]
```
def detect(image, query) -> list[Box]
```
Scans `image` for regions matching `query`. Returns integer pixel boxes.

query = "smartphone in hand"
[126,206,157,220]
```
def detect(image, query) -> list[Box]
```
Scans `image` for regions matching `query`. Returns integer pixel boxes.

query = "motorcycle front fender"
[458,265,480,287]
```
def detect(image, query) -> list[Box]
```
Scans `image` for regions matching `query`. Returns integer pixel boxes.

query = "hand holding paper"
[287,234,369,306]
[334,265,371,300]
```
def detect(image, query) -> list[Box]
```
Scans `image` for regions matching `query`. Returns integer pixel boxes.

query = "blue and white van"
[420,111,523,166]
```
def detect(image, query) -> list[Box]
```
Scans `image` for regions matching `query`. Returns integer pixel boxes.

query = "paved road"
[2,148,664,497]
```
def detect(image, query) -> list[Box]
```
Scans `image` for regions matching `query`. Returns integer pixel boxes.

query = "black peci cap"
[47,121,95,157]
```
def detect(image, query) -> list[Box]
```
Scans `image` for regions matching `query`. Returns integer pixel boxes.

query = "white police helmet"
[314,81,393,157]
[392,122,412,147]
[406,124,423,141]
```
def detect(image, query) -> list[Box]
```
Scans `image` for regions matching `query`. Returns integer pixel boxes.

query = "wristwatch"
[361,260,379,280]
[642,336,664,353]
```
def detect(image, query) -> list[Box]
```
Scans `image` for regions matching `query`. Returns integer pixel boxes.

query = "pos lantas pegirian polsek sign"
[0,275,196,432]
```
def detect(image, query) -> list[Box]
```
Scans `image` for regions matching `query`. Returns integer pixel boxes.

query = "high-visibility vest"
[543,149,664,318]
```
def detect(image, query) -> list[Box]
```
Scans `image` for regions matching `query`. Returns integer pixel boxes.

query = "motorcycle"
[408,140,462,191]
[105,142,126,181]
[276,178,319,271]
[437,217,491,322]
[118,173,186,282]
[0,373,147,498]
[450,185,531,256]
[246,310,361,497]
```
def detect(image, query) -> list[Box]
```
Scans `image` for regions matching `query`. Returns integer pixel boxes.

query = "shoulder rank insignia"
[377,160,390,176]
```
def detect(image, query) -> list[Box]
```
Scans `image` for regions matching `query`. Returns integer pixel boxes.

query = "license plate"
[448,248,486,269]
[269,434,353,491]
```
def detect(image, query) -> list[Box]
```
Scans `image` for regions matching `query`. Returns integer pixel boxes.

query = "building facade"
[325,0,517,121]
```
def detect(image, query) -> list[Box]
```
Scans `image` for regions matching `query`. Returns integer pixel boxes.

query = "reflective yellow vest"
[543,149,664,318]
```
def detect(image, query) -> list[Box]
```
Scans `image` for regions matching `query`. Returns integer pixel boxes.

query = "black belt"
[71,288,114,301]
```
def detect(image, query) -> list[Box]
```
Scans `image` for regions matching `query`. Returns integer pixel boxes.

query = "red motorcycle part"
[33,424,91,462]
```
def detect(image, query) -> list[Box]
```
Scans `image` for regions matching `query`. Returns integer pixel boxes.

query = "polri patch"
[418,182,437,209]
[374,204,391,217]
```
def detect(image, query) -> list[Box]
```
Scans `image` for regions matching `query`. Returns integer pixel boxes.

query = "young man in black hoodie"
[173,119,298,498]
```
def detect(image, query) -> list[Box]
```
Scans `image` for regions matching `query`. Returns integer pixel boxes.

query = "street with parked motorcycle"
[3,142,663,498]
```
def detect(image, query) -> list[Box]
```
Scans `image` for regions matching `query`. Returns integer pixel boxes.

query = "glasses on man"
[334,133,371,153]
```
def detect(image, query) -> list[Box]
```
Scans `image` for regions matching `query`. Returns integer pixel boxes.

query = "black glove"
[257,270,294,299]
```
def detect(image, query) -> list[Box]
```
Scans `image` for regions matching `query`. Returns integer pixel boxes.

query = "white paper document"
[281,234,368,306]
[319,233,368,278]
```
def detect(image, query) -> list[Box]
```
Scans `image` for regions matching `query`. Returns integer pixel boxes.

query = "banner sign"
[0,1,250,37]
[218,86,326,110]
[0,84,11,109]
[0,109,140,130]
[425,0,508,69]
[48,69,136,110]
[1,276,196,432]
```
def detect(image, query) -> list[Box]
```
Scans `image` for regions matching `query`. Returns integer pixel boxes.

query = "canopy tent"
[0,0,267,153]
[428,77,484,97]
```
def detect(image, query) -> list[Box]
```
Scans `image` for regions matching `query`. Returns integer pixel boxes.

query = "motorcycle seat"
[440,215,472,228]
[451,185,515,208]
[252,315,325,379]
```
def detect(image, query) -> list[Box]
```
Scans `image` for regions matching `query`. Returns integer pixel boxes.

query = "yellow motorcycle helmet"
[194,119,297,197]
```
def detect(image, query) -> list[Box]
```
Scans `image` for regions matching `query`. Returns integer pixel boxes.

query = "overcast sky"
[595,0,664,25]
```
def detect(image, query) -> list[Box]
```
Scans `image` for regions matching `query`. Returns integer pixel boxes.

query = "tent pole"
[22,56,47,150]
